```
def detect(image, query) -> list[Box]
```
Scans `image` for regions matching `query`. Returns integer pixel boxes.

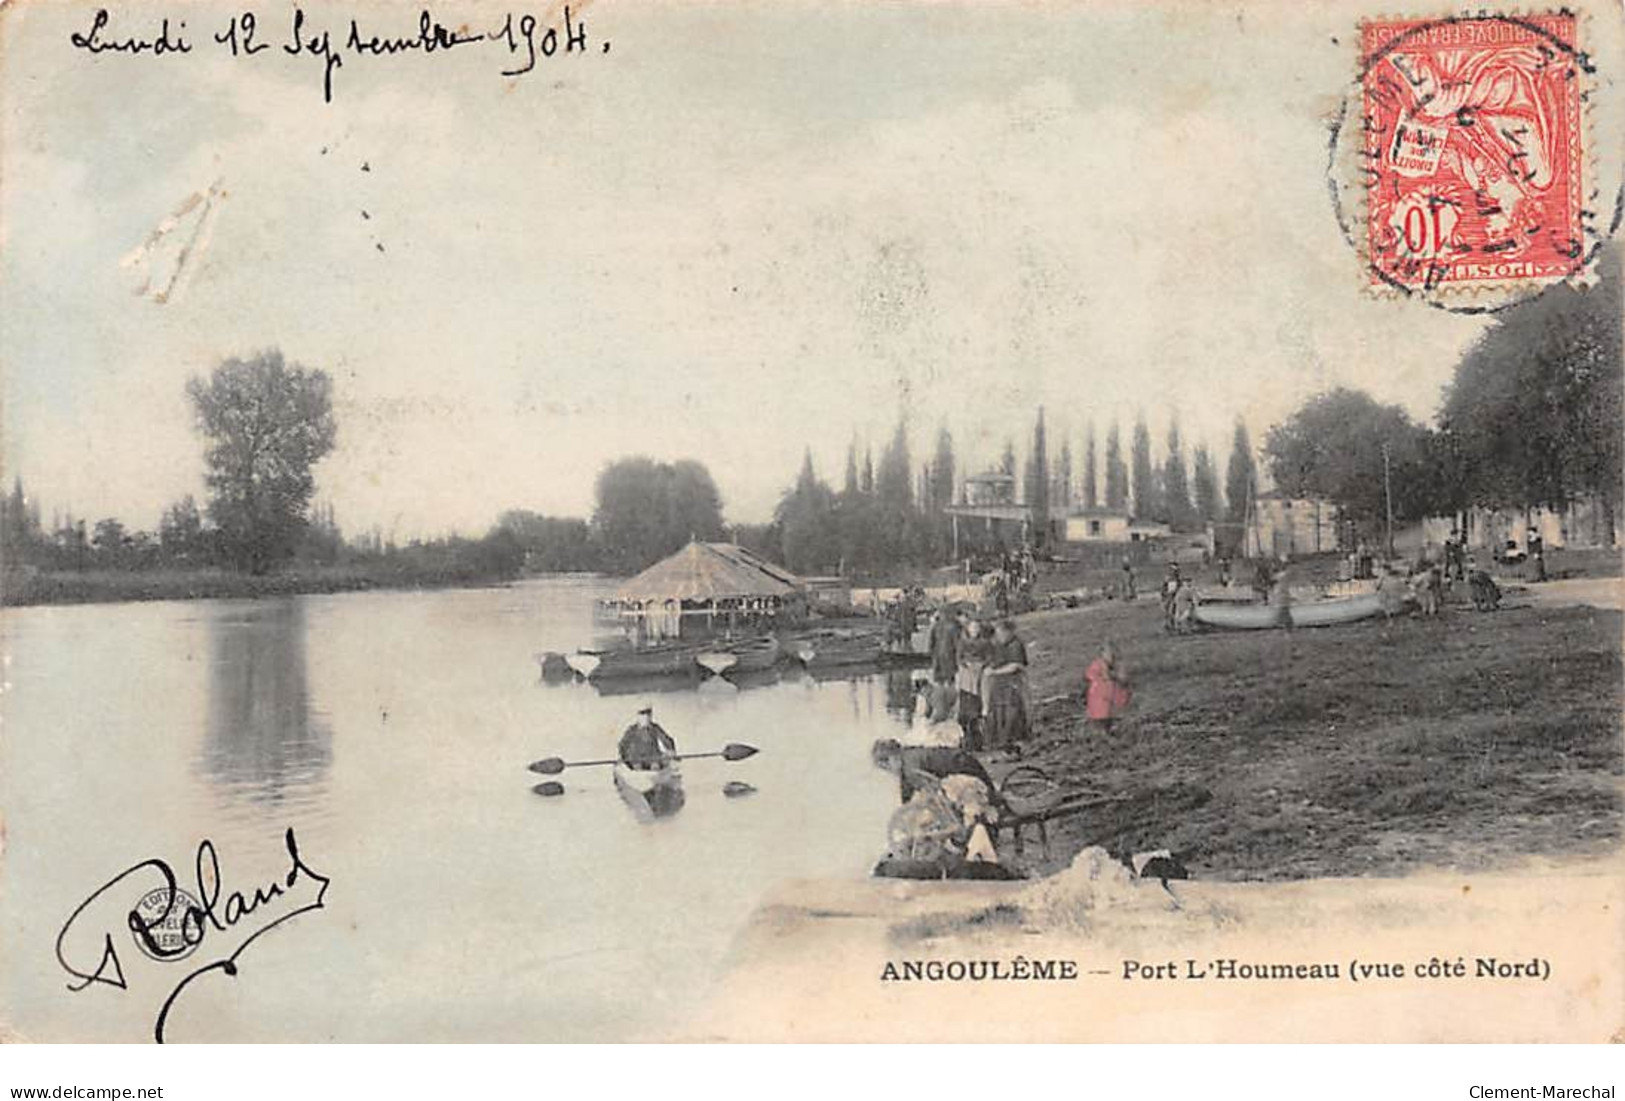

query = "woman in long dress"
[982,619,1029,750]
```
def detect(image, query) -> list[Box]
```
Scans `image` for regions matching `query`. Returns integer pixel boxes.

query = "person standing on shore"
[954,617,992,750]
[1084,642,1132,735]
[982,619,1029,751]
[1527,526,1546,582]
[928,606,960,685]
[1160,563,1182,632]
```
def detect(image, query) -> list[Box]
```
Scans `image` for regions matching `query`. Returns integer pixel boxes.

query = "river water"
[0,578,908,1042]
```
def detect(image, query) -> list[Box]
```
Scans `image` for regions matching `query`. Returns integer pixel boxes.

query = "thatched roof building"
[613,541,801,604]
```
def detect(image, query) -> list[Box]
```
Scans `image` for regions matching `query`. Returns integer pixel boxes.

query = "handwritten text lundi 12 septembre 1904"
[68,6,608,102]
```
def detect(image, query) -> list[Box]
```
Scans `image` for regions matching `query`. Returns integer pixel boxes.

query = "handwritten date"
[69,6,605,102]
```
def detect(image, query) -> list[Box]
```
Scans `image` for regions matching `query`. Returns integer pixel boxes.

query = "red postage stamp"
[1360,13,1586,293]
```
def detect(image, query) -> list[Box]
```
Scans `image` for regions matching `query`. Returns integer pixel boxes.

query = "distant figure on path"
[1121,556,1137,600]
[1084,642,1132,734]
[1172,578,1198,633]
[1526,527,1546,582]
[618,706,677,770]
[1468,558,1503,611]
[1269,563,1294,628]
[1160,563,1182,632]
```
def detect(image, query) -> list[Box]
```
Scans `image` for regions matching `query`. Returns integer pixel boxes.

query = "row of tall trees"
[759,407,1261,574]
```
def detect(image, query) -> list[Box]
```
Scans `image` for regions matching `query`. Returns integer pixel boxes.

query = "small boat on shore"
[613,762,686,821]
[1194,591,1389,630]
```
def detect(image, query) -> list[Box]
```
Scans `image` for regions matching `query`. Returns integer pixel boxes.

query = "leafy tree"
[1438,245,1622,533]
[159,495,210,565]
[92,518,128,564]
[842,442,860,497]
[1226,419,1257,523]
[1083,424,1099,509]
[591,456,725,574]
[1264,388,1434,535]
[1130,416,1158,521]
[1192,443,1222,524]
[1053,442,1073,509]
[1104,422,1128,510]
[187,350,337,574]
[495,510,598,572]
[1163,416,1196,531]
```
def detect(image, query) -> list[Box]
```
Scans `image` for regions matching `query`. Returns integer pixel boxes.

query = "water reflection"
[198,598,332,806]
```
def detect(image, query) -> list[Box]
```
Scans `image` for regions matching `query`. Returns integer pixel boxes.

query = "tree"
[1023,407,1050,548]
[1192,444,1222,524]
[495,510,597,572]
[930,428,956,513]
[874,419,915,564]
[1130,416,1158,521]
[1438,245,1622,532]
[1264,388,1434,534]
[776,450,841,573]
[1053,441,1073,510]
[592,456,725,574]
[1226,419,1257,524]
[92,518,128,565]
[187,349,337,574]
[1104,422,1128,510]
[842,442,860,497]
[2,477,40,567]
[1083,424,1099,509]
[159,495,209,565]
[1163,416,1196,531]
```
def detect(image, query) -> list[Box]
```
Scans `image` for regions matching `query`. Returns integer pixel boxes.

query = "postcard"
[1,0,1621,1043]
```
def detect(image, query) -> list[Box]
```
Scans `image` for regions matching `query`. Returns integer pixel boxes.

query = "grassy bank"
[1001,589,1622,881]
[1,565,520,607]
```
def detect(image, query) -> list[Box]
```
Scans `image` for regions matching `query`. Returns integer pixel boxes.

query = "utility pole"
[1381,442,1395,560]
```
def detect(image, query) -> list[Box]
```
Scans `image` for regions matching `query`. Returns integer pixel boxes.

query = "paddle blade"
[531,781,566,797]
[721,743,760,762]
[527,757,566,775]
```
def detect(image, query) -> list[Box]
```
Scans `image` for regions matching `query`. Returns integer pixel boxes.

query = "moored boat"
[613,762,686,821]
[1193,591,1390,630]
[574,644,703,680]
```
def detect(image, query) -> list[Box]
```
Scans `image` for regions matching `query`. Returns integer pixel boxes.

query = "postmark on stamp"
[1330,11,1608,309]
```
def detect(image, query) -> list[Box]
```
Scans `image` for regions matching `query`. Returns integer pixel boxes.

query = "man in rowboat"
[618,706,677,771]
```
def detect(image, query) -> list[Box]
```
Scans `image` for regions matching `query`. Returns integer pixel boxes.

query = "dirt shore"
[985,586,1622,881]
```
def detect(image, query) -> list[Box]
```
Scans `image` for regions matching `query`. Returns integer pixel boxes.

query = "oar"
[529,746,763,789]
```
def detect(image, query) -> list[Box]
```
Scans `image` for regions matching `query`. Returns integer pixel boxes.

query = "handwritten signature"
[68,6,605,103]
[54,827,331,1043]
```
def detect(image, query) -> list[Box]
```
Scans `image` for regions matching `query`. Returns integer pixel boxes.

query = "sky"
[5,0,1617,538]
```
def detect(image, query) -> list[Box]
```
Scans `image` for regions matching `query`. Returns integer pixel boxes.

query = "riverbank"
[680,857,1623,1041]
[990,585,1622,880]
[0,564,527,607]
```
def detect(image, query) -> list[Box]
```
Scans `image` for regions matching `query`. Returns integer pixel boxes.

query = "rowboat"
[572,644,703,681]
[696,635,783,677]
[1193,591,1389,630]
[613,762,686,821]
[794,630,886,672]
